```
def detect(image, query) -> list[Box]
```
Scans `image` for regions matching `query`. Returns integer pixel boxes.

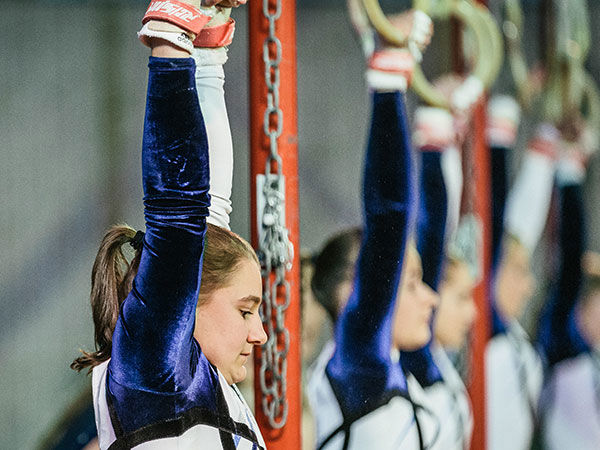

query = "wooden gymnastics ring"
[360,0,411,47]
[543,0,592,122]
[503,0,532,109]
[553,0,590,66]
[409,0,492,109]
[582,70,600,130]
[470,1,503,92]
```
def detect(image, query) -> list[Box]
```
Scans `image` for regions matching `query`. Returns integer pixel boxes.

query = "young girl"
[539,143,600,450]
[72,1,267,448]
[404,106,476,450]
[308,95,438,450]
[485,97,557,450]
[307,9,440,447]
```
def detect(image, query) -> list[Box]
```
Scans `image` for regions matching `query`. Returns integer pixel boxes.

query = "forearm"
[192,48,233,229]
[555,183,587,358]
[504,150,555,254]
[417,150,448,289]
[490,145,510,268]
[441,146,463,242]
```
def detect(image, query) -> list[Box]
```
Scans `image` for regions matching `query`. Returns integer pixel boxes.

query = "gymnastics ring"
[506,0,591,119]
[360,0,411,47]
[470,1,503,93]
[583,71,600,129]
[503,0,533,109]
[545,0,592,122]
[410,0,492,109]
[553,0,590,65]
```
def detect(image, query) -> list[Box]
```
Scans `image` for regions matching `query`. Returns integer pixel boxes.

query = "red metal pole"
[468,100,492,450]
[466,3,491,450]
[249,1,302,449]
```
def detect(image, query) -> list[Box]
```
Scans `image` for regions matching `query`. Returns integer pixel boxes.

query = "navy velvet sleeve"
[490,145,510,336]
[401,151,446,386]
[107,58,216,432]
[490,145,509,269]
[538,183,590,366]
[326,92,415,418]
[416,151,448,292]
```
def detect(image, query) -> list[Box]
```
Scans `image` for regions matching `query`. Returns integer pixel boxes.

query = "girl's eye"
[240,310,252,319]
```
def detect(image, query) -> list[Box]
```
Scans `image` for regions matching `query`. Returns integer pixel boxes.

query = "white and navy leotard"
[538,180,600,450]
[91,57,265,450]
[310,91,424,450]
[485,142,548,450]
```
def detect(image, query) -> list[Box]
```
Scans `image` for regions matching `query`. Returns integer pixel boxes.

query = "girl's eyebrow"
[238,295,262,306]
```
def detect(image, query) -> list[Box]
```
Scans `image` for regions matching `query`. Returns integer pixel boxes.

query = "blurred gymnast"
[538,125,600,449]
[71,1,269,448]
[484,96,558,450]
[402,105,477,450]
[307,5,441,449]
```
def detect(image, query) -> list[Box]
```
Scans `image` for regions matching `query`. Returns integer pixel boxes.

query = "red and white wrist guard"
[527,123,560,160]
[193,18,236,48]
[486,95,521,148]
[142,0,212,36]
[413,107,455,150]
[366,49,414,92]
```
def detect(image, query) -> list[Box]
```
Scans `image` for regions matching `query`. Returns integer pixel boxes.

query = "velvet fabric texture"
[326,91,415,418]
[402,150,447,387]
[106,57,219,434]
[538,183,590,367]
[489,145,511,336]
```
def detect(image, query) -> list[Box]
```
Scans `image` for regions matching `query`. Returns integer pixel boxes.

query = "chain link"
[257,0,293,430]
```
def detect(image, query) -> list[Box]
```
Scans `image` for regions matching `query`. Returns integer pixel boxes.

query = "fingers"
[408,10,433,62]
[202,0,246,7]
[216,0,246,8]
[410,10,433,50]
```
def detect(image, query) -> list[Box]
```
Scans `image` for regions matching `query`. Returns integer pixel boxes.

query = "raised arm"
[327,89,415,415]
[486,96,520,269]
[402,107,455,387]
[413,108,453,290]
[538,158,589,366]
[109,57,210,391]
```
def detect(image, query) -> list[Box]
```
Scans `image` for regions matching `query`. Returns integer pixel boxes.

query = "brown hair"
[311,227,362,322]
[71,223,258,373]
[581,273,600,306]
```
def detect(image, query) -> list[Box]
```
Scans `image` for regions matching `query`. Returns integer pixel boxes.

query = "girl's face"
[577,290,600,348]
[495,240,535,320]
[194,258,267,384]
[393,248,439,351]
[435,261,477,350]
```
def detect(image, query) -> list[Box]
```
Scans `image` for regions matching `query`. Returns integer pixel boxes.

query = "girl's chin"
[230,365,247,384]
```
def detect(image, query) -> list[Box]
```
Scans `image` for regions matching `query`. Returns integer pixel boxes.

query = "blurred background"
[1,0,600,448]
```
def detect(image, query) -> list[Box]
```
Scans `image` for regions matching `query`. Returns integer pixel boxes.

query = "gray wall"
[0,1,599,448]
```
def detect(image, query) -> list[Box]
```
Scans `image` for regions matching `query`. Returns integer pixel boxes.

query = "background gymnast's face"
[193,258,267,385]
[392,248,439,351]
[577,289,600,347]
[435,261,476,350]
[494,240,535,320]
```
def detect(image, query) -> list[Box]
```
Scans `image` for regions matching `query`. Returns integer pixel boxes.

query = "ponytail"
[72,223,259,373]
[71,225,142,373]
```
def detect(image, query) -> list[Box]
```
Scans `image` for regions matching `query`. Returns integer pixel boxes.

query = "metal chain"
[257,0,293,430]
